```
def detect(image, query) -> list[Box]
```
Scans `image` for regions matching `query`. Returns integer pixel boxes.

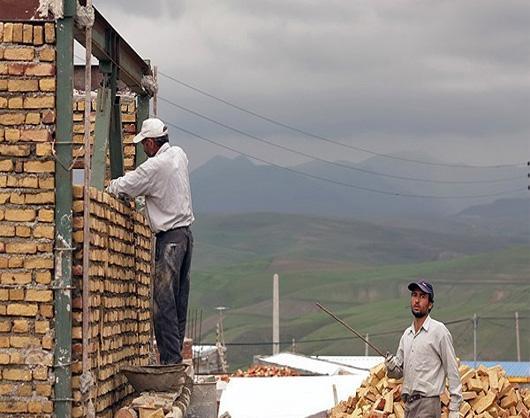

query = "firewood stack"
[328,363,530,418]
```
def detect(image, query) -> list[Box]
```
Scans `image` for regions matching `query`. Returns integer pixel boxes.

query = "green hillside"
[188,214,530,369]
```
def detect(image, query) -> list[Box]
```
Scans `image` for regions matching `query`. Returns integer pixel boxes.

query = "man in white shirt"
[107,117,194,364]
[385,281,462,418]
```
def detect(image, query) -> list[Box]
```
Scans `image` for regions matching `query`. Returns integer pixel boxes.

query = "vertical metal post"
[54,0,76,416]
[273,274,280,355]
[90,86,112,189]
[515,311,521,362]
[473,313,477,366]
[365,334,369,356]
[135,93,149,167]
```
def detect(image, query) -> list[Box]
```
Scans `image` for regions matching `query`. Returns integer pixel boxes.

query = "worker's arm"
[440,329,462,414]
[385,335,404,379]
[107,160,155,199]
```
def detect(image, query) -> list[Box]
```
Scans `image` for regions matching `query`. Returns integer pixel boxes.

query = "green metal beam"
[109,98,124,179]
[135,94,150,167]
[54,0,76,416]
[91,86,112,189]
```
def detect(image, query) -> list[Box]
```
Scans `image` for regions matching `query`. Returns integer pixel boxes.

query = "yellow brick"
[25,112,40,124]
[3,47,35,61]
[32,365,48,380]
[39,78,55,91]
[0,160,13,171]
[3,23,13,42]
[5,208,36,222]
[8,79,38,92]
[0,224,15,236]
[38,208,54,222]
[7,175,39,188]
[39,176,54,189]
[0,337,8,348]
[0,97,7,108]
[6,304,38,317]
[24,257,53,269]
[10,336,39,348]
[33,25,44,45]
[7,97,23,109]
[16,382,31,396]
[0,144,30,156]
[28,401,42,414]
[2,368,32,381]
[0,289,7,301]
[44,23,55,43]
[0,258,7,269]
[35,320,50,334]
[37,242,52,252]
[5,242,37,254]
[25,63,55,76]
[24,191,54,204]
[20,128,50,141]
[4,129,19,141]
[0,63,6,75]
[36,143,53,156]
[9,288,24,301]
[0,193,8,204]
[73,230,84,243]
[12,320,29,333]
[1,272,31,285]
[41,334,53,348]
[7,258,24,268]
[9,352,23,364]
[36,383,52,397]
[38,46,55,61]
[22,24,33,43]
[15,225,31,237]
[0,401,28,413]
[35,271,51,284]
[23,96,55,109]
[12,23,23,42]
[10,193,25,205]
[24,160,54,173]
[0,112,25,125]
[26,289,52,302]
[0,354,9,365]
[33,224,54,239]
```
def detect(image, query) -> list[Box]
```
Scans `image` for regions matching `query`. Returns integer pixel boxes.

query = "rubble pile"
[329,363,530,418]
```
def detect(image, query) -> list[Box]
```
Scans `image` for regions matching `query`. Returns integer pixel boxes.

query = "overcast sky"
[91,0,529,171]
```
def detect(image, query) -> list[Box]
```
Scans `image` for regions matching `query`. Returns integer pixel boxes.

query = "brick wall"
[1,20,153,417]
[0,21,56,416]
[71,186,152,418]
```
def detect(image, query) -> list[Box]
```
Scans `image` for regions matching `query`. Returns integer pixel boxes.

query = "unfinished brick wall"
[1,19,154,417]
[71,186,152,417]
[0,21,56,416]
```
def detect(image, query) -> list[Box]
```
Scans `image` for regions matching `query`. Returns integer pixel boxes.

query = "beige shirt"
[391,316,462,412]
[107,143,194,233]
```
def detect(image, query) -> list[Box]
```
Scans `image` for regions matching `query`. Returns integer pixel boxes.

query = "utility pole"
[515,311,521,362]
[273,274,280,355]
[473,313,478,365]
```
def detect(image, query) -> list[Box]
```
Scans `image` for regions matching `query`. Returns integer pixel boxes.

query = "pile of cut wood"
[218,365,300,382]
[329,362,530,418]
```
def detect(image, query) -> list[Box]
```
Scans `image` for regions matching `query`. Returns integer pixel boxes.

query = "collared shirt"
[394,316,462,412]
[107,143,194,233]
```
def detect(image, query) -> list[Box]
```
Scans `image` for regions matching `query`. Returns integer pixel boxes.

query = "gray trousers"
[404,397,441,418]
[153,227,193,364]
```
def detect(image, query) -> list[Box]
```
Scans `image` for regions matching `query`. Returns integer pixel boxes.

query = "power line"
[162,119,526,200]
[158,96,522,185]
[158,71,525,170]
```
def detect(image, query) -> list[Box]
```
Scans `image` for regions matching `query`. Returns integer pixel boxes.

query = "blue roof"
[462,361,530,377]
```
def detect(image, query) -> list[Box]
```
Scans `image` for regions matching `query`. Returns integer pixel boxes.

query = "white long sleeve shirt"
[107,143,194,233]
[392,316,462,412]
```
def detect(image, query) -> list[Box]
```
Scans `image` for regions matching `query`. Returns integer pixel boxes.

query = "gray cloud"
[93,0,530,170]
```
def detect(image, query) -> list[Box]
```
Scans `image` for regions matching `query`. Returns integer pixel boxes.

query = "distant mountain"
[190,154,525,219]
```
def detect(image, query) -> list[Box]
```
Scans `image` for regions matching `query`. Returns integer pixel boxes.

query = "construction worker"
[384,281,462,418]
[107,117,194,365]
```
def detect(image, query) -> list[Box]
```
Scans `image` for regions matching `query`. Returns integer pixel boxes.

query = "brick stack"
[0,21,56,416]
[71,186,152,418]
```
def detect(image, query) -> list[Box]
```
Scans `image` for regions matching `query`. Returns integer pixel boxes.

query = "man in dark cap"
[384,280,462,418]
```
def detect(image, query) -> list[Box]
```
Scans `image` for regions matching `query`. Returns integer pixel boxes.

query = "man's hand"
[448,411,459,418]
[384,352,399,371]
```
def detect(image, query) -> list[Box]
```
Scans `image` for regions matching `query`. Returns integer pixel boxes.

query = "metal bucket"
[121,364,189,393]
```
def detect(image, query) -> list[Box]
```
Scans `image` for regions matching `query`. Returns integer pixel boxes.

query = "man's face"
[410,289,432,318]
[142,138,158,157]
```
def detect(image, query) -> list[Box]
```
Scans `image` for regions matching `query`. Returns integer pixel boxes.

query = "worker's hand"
[448,411,459,418]
[384,352,399,371]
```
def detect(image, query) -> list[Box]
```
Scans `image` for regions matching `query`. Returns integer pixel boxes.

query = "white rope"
[141,74,159,97]
[75,3,95,29]
[36,0,64,19]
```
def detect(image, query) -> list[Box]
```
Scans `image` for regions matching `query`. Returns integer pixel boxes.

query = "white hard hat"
[133,118,168,144]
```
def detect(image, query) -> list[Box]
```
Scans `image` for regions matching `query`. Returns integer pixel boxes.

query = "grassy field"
[187,214,530,369]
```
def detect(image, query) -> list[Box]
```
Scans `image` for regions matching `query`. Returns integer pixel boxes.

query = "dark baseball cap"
[408,280,434,300]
